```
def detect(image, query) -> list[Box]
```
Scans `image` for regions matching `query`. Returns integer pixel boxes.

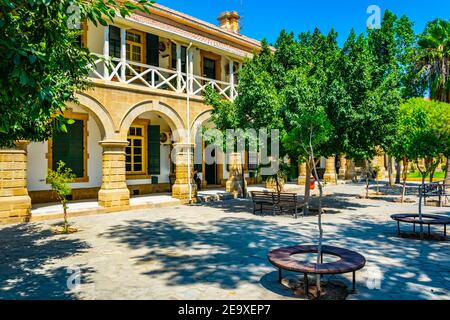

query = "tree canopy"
[0,0,153,148]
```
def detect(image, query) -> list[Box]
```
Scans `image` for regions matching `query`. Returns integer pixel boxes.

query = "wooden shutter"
[52,120,84,178]
[109,26,121,59]
[146,33,159,67]
[147,125,161,175]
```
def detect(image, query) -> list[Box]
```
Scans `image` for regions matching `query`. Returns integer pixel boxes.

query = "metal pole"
[186,43,193,202]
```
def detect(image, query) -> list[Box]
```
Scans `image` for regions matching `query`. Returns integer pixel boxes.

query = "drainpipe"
[186,42,193,202]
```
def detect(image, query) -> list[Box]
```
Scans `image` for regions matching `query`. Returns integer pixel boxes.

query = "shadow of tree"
[100,202,449,299]
[0,224,93,299]
[101,217,310,290]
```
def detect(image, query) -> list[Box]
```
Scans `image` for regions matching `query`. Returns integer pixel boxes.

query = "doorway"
[204,143,217,185]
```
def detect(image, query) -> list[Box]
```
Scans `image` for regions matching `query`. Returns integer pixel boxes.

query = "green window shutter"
[146,33,159,67]
[52,119,84,178]
[146,33,159,82]
[109,26,121,59]
[148,125,161,175]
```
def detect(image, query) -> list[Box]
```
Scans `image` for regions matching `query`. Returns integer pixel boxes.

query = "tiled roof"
[124,3,262,58]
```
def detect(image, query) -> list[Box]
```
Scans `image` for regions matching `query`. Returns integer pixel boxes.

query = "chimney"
[217,11,241,33]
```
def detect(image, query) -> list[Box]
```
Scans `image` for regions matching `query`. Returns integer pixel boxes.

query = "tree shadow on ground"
[101,202,449,299]
[101,217,308,290]
[0,224,93,299]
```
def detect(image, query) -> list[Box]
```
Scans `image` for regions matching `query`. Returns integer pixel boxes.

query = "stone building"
[0,4,263,223]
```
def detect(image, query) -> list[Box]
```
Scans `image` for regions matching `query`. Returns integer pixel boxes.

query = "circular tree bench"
[391,214,450,237]
[268,245,366,297]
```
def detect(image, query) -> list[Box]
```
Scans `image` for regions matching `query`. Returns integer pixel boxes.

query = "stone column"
[323,156,337,184]
[374,155,386,180]
[338,155,347,180]
[0,141,32,224]
[98,140,130,210]
[226,152,247,197]
[345,159,356,181]
[172,143,197,201]
[298,162,307,185]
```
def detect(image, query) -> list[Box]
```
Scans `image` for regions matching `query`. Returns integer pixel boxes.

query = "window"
[126,30,144,77]
[50,115,88,181]
[203,57,216,80]
[126,126,145,174]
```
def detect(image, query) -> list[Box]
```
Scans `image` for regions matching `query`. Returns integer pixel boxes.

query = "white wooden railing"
[89,55,238,100]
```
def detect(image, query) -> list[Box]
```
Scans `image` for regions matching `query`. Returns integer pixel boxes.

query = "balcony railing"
[89,56,238,100]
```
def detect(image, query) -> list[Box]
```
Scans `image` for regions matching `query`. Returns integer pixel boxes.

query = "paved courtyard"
[0,183,449,300]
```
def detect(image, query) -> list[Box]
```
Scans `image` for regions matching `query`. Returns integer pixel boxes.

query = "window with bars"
[126,126,145,174]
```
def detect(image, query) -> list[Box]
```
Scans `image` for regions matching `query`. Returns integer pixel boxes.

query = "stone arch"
[75,92,115,140]
[190,110,214,141]
[119,100,185,142]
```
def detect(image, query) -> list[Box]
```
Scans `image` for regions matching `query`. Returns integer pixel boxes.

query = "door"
[203,57,217,80]
[205,145,217,185]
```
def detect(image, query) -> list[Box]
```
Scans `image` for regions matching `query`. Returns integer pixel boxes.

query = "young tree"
[0,0,152,148]
[47,161,76,234]
[392,98,450,237]
[204,41,285,196]
[282,66,333,296]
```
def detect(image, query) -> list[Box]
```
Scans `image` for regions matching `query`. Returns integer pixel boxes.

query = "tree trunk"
[395,159,401,184]
[241,164,247,199]
[365,160,370,199]
[419,174,426,239]
[388,156,395,186]
[401,159,408,203]
[445,156,449,186]
[309,149,323,298]
[304,158,312,216]
[63,199,69,233]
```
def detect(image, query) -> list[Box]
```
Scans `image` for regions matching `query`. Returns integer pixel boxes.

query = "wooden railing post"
[120,28,126,82]
[103,26,109,79]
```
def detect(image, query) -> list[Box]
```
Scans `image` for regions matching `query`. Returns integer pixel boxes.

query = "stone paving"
[0,183,449,300]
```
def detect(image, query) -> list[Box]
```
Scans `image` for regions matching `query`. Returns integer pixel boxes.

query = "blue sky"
[156,0,450,45]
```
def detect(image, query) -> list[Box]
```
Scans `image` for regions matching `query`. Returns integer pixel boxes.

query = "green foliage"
[282,67,333,158]
[47,161,76,201]
[416,18,450,103]
[389,98,450,175]
[0,0,153,148]
[47,160,76,232]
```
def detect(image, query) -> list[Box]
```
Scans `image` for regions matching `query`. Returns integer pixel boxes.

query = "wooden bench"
[250,191,303,218]
[391,214,450,237]
[268,245,366,297]
[421,179,450,207]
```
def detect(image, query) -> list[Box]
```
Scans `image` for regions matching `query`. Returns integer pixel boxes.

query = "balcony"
[89,55,238,101]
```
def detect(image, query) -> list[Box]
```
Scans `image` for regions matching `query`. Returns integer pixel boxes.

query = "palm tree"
[416,19,450,184]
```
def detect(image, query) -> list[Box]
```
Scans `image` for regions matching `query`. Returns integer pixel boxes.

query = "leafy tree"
[390,98,450,236]
[416,19,450,183]
[368,11,417,185]
[0,0,152,148]
[47,161,76,234]
[341,30,401,196]
[282,66,333,296]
